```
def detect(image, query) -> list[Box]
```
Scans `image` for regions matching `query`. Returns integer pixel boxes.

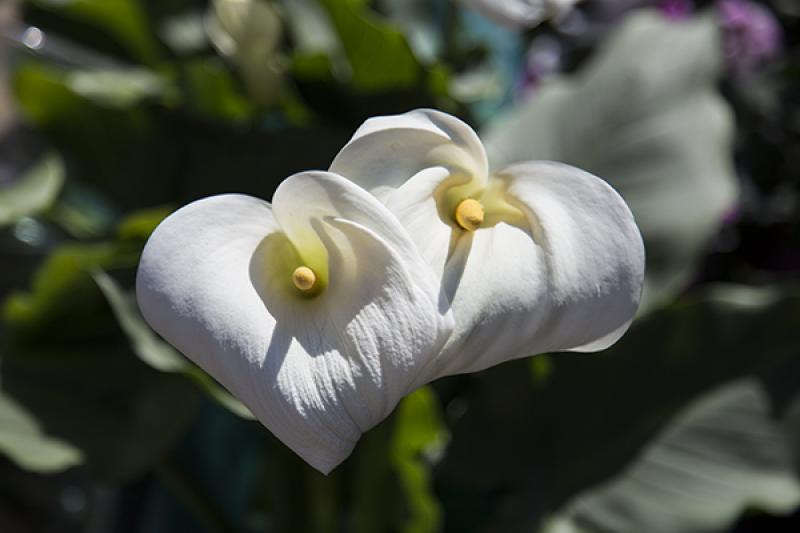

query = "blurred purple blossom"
[721,204,742,226]
[659,0,693,21]
[718,0,782,73]
[515,34,563,98]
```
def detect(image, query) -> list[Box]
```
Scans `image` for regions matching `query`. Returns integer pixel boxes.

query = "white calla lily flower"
[136,171,452,474]
[330,109,645,381]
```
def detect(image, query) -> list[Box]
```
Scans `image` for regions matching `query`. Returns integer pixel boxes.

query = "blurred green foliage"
[546,378,800,533]
[1,0,799,532]
[0,152,63,227]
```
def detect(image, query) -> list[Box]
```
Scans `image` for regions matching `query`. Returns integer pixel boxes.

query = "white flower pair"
[136,109,645,473]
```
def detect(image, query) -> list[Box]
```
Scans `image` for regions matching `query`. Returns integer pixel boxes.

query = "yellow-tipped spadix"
[292,266,317,291]
[455,198,484,231]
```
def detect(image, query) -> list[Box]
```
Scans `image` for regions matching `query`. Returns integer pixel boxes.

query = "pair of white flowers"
[137,109,645,473]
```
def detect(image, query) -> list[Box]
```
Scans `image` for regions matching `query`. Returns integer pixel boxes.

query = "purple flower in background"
[515,35,563,98]
[718,0,781,73]
[659,0,693,21]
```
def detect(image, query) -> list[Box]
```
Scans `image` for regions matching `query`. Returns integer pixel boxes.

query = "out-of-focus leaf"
[483,10,738,313]
[93,270,254,420]
[0,389,83,473]
[115,206,170,241]
[0,347,197,482]
[29,0,160,65]
[285,0,342,57]
[437,284,800,532]
[180,58,253,121]
[1,242,197,481]
[286,0,345,84]
[379,0,443,64]
[13,62,172,208]
[318,0,421,91]
[92,270,185,373]
[65,68,165,108]
[542,379,800,533]
[206,0,285,106]
[449,64,505,103]
[0,153,64,227]
[159,11,208,55]
[391,387,449,533]
[2,243,135,332]
[49,181,119,239]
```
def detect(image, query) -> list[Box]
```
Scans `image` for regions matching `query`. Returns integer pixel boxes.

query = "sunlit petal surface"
[136,173,452,473]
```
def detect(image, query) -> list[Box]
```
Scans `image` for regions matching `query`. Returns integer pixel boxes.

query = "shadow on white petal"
[246,216,447,472]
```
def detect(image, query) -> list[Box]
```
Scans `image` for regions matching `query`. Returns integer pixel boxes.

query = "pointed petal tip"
[280,432,357,475]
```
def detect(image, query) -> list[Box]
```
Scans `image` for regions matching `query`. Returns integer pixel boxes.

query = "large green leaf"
[0,153,64,227]
[1,243,197,481]
[3,243,136,333]
[542,379,800,533]
[179,58,254,121]
[483,11,738,313]
[93,270,254,420]
[13,62,168,207]
[0,389,82,474]
[0,346,197,482]
[29,0,160,65]
[436,284,800,532]
[317,0,421,91]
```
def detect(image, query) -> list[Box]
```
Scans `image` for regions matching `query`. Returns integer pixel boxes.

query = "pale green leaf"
[543,379,800,533]
[29,0,159,64]
[0,154,64,227]
[65,68,165,108]
[483,11,738,313]
[0,390,83,473]
[318,0,421,91]
[93,270,254,420]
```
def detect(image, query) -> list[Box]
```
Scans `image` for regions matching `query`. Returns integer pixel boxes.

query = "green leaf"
[92,270,254,420]
[436,284,800,531]
[115,206,171,240]
[391,387,449,533]
[284,0,343,57]
[180,58,254,121]
[65,68,166,108]
[0,389,83,474]
[317,0,421,91]
[0,346,197,482]
[3,243,136,332]
[483,10,738,313]
[380,0,443,64]
[0,153,65,227]
[1,243,197,481]
[13,62,163,200]
[29,0,160,65]
[543,379,800,533]
[92,270,187,373]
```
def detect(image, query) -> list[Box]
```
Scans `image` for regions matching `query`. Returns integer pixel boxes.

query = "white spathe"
[458,0,582,29]
[136,171,452,474]
[330,109,645,382]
